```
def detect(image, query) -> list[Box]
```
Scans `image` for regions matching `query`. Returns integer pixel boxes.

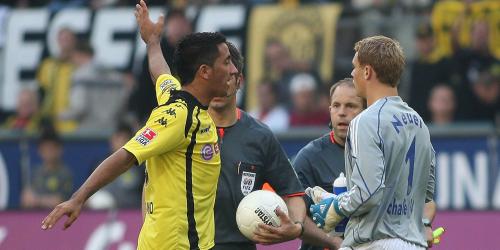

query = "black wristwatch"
[422,218,432,228]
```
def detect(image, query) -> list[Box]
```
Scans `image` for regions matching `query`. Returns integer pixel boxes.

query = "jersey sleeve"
[263,133,304,196]
[292,147,315,190]
[338,115,385,217]
[426,145,436,202]
[123,103,187,164]
[155,74,181,105]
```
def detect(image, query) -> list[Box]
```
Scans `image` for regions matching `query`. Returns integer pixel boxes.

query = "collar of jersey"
[330,131,345,149]
[171,90,209,110]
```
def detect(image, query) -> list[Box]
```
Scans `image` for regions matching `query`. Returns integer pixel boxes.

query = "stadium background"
[0,0,499,249]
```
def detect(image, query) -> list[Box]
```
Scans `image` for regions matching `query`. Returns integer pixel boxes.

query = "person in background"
[37,27,77,133]
[1,88,40,133]
[21,128,73,209]
[289,73,330,127]
[249,80,289,133]
[408,20,452,121]
[58,40,130,133]
[427,84,457,125]
[87,123,143,209]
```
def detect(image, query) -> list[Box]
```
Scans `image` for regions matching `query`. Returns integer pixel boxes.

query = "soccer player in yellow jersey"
[41,1,238,249]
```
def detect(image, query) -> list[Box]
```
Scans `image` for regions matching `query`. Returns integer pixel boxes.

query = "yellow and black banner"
[431,0,500,59]
[246,4,342,110]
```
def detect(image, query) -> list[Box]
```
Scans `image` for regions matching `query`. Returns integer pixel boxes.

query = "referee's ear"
[236,73,244,90]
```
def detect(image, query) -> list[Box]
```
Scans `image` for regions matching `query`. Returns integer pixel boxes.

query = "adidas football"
[235,190,288,240]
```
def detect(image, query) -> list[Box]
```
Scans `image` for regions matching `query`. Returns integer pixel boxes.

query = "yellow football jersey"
[123,75,220,250]
[37,58,77,132]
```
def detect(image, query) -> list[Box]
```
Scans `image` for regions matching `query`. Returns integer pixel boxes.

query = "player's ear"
[198,64,212,80]
[364,65,371,80]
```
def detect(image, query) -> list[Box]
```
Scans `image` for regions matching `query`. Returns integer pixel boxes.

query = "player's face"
[329,85,364,141]
[351,53,366,98]
[210,43,238,98]
[209,72,242,109]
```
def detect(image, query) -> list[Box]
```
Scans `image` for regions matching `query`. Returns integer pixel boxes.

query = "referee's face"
[329,85,364,141]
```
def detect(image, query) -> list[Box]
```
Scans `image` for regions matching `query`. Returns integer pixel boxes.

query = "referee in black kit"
[210,42,317,250]
[293,78,366,250]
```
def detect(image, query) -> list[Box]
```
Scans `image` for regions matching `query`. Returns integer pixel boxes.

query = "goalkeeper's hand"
[310,196,345,232]
[305,186,334,204]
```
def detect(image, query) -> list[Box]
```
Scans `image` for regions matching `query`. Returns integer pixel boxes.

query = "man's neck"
[182,83,211,106]
[333,132,345,147]
[366,82,399,106]
[209,105,238,127]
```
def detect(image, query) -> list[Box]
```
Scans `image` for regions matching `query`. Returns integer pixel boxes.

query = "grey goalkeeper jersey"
[339,96,436,248]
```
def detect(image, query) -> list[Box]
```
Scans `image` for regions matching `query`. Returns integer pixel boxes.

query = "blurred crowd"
[0,0,498,209]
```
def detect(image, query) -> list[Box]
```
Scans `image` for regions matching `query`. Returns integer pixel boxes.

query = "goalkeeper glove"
[310,196,345,232]
[305,186,334,204]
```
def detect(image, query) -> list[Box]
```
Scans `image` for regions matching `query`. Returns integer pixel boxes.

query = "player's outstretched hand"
[41,198,83,230]
[252,207,302,245]
[135,0,164,44]
[310,196,345,232]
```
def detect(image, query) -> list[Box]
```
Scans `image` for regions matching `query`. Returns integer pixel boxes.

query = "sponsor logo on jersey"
[155,117,168,127]
[201,144,214,160]
[135,128,157,146]
[214,143,220,154]
[241,171,256,195]
[163,108,176,118]
[200,125,211,134]
[159,79,174,94]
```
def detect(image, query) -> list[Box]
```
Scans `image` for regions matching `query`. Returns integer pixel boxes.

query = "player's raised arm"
[135,0,170,82]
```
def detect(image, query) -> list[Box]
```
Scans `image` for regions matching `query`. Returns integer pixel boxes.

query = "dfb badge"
[241,171,256,196]
[135,128,157,146]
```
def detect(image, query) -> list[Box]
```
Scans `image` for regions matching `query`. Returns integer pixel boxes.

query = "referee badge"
[241,171,256,196]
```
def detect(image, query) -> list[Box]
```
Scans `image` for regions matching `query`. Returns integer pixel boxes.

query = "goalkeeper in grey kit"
[310,36,436,250]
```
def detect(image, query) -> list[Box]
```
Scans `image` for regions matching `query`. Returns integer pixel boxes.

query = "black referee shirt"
[214,110,304,249]
[293,132,345,250]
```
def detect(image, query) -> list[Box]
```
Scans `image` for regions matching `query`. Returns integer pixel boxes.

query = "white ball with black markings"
[235,190,288,240]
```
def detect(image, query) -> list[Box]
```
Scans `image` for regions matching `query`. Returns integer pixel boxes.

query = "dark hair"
[173,32,227,85]
[226,42,244,74]
[329,78,367,109]
[39,127,62,145]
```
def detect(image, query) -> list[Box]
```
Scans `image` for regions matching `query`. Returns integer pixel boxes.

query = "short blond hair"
[354,36,405,87]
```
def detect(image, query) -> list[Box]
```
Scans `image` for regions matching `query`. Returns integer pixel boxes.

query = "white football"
[235,190,288,240]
